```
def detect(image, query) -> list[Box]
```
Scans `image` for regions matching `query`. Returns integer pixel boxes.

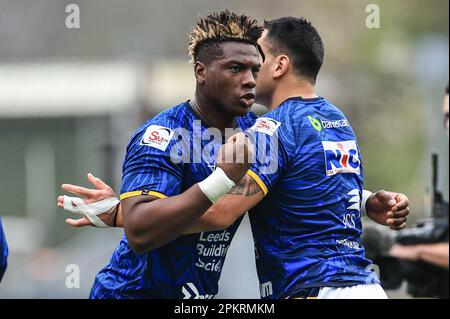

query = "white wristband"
[361,190,373,217]
[198,167,236,203]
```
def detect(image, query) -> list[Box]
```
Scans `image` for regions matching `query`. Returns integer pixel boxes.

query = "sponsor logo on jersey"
[322,140,361,176]
[336,239,360,250]
[308,115,323,132]
[248,118,281,136]
[140,125,174,151]
[343,189,361,229]
[347,189,361,212]
[308,115,350,132]
[195,230,232,273]
[181,282,214,299]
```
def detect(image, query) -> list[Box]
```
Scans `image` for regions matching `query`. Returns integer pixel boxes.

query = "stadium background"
[0,0,448,298]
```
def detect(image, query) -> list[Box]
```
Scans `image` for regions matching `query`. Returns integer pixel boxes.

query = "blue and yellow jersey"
[90,101,258,299]
[247,97,378,299]
[0,217,8,282]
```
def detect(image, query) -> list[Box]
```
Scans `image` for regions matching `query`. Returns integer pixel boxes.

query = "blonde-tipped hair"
[188,10,262,64]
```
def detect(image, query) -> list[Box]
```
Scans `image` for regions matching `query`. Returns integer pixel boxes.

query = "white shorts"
[317,284,388,299]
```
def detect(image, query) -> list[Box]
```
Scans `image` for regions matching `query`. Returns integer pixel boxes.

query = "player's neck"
[269,78,318,110]
[190,94,237,134]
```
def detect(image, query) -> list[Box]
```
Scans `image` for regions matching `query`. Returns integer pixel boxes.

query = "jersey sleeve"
[246,114,295,196]
[120,119,183,200]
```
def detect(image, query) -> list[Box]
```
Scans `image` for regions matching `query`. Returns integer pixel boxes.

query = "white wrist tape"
[198,167,236,203]
[361,190,373,217]
[63,195,120,228]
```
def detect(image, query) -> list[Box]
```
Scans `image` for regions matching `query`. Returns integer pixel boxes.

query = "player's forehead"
[216,41,260,66]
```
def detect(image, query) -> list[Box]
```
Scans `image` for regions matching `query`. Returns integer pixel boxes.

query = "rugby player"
[59,10,263,299]
[194,17,409,298]
[58,14,409,299]
[240,18,398,298]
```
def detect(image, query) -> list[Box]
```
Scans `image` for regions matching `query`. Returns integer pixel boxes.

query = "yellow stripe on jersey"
[247,170,269,196]
[120,190,167,201]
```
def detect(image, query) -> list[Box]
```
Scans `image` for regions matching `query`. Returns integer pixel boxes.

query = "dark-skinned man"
[62,11,261,299]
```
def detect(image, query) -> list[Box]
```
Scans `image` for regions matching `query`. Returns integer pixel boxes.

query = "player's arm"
[58,133,253,253]
[57,178,214,252]
[190,186,411,233]
[121,184,214,253]
[58,179,409,233]
[184,173,265,233]
[57,171,264,233]
[119,133,252,253]
[122,132,265,236]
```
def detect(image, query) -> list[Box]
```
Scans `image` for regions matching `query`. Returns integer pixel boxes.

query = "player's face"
[205,42,260,117]
[255,30,277,107]
[444,94,449,137]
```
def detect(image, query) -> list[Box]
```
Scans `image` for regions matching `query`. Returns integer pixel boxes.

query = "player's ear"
[194,61,206,84]
[273,55,290,79]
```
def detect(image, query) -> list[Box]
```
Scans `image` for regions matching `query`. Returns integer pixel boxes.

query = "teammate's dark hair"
[188,10,264,65]
[445,83,449,95]
[264,17,324,84]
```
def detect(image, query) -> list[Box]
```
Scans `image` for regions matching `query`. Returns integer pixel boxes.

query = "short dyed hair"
[188,10,263,65]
